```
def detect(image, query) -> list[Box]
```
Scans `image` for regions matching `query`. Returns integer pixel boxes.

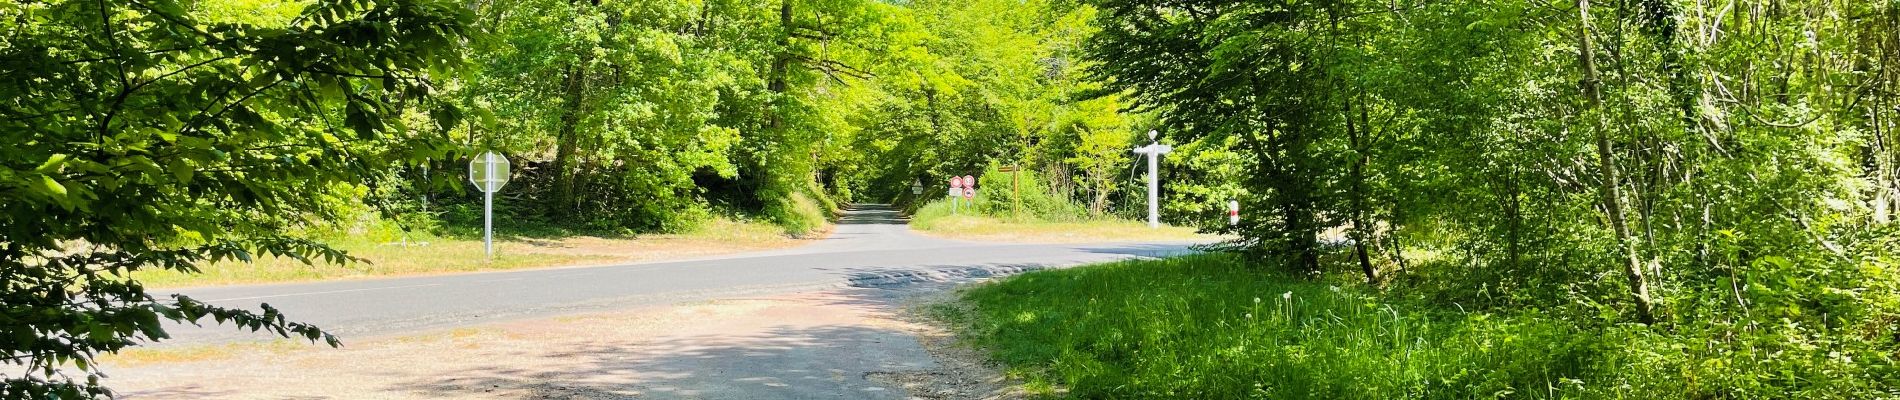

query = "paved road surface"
[159,205,1198,345]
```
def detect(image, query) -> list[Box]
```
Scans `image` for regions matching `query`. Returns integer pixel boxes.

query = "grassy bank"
[909,199,1211,243]
[939,254,1894,399]
[134,218,807,288]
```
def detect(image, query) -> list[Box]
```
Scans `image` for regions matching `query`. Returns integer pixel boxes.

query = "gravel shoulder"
[867,285,1027,400]
[104,282,1023,399]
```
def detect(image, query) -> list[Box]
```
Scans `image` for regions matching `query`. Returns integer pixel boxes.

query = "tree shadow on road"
[388,289,936,399]
[115,384,239,399]
[836,204,909,225]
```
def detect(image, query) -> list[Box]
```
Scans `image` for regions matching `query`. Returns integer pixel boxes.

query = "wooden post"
[997,165,1022,219]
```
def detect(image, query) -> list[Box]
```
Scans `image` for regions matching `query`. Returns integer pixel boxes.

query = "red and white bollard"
[1228,200,1240,226]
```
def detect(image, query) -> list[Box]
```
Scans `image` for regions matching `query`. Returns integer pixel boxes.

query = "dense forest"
[3,0,1898,396]
[421,0,1178,235]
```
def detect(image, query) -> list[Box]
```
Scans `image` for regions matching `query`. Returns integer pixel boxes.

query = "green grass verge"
[133,217,804,288]
[909,199,1212,243]
[939,253,1891,399]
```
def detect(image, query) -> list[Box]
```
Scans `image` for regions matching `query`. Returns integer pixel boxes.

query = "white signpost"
[468,151,512,258]
[1132,130,1173,228]
[949,177,964,214]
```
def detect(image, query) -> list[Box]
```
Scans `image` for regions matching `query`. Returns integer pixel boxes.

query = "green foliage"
[1083,0,1900,328]
[445,0,757,232]
[761,181,837,237]
[10,0,1897,396]
[948,254,1900,398]
[0,0,469,395]
[425,0,1173,235]
[841,0,1176,221]
[971,163,1089,222]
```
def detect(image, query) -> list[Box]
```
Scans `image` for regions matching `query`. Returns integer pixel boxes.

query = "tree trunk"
[1271,148,1322,274]
[1874,10,1897,224]
[1877,106,1893,224]
[1346,97,1376,284]
[1579,0,1657,324]
[551,61,587,214]
[549,0,602,215]
[1387,196,1409,275]
[1090,172,1112,216]
[767,0,793,132]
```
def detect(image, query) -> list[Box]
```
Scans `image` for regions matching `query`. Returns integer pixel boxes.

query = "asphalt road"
[158,205,1198,345]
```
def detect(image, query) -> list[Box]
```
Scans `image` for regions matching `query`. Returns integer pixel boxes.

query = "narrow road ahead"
[161,205,1197,345]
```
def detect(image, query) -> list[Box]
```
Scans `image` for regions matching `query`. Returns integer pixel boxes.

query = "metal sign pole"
[483,152,495,258]
[484,190,494,258]
[950,177,961,215]
[468,150,511,260]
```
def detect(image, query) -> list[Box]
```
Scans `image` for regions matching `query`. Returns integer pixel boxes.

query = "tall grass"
[941,254,1893,399]
[909,198,1208,242]
[762,185,837,237]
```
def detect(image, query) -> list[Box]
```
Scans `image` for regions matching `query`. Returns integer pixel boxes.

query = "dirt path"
[104,284,1018,399]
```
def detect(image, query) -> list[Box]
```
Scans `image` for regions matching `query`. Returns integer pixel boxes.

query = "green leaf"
[87,324,114,344]
[35,154,70,174]
[35,175,68,200]
[168,159,194,183]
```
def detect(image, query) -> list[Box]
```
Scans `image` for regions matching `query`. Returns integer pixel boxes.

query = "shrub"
[970,163,1090,222]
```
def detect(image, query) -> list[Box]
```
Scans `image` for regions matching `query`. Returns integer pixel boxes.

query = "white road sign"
[468,151,511,258]
[468,151,512,193]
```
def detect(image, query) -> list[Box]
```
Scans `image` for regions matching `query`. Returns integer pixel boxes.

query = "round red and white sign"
[950,177,963,189]
[962,175,975,187]
[963,187,975,199]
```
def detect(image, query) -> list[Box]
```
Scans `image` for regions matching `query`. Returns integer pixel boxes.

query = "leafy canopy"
[0,0,469,396]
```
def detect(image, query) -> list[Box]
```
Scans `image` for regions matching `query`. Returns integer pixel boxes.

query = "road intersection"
[159,205,1198,345]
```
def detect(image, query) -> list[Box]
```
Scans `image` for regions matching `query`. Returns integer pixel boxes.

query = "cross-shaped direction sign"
[1132,130,1173,228]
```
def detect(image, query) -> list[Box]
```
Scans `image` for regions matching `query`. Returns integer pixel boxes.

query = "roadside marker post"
[1132,130,1173,228]
[1229,200,1241,226]
[468,151,512,258]
[950,176,964,215]
[948,186,960,213]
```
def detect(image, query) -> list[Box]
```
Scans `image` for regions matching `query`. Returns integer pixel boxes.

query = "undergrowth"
[941,253,1899,399]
